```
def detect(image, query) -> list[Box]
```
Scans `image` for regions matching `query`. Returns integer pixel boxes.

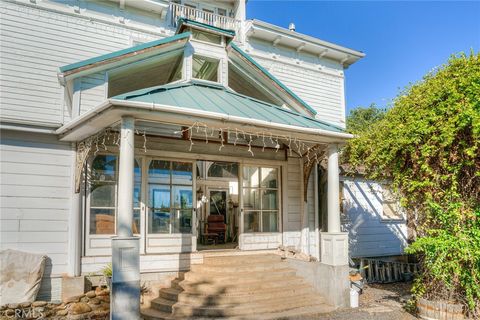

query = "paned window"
[192,55,219,82]
[242,166,279,232]
[89,155,141,234]
[148,160,193,234]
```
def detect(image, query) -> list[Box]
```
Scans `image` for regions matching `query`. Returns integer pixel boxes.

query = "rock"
[80,296,89,303]
[7,303,18,309]
[20,302,31,308]
[97,295,109,303]
[5,309,15,316]
[64,295,83,303]
[96,289,109,296]
[32,301,47,307]
[85,290,96,299]
[89,298,101,305]
[57,309,68,316]
[70,302,92,315]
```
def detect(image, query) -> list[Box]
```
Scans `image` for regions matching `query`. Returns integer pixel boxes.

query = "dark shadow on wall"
[342,180,407,259]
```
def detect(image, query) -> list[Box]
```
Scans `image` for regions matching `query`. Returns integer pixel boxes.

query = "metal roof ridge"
[175,18,236,37]
[58,32,191,74]
[228,42,318,116]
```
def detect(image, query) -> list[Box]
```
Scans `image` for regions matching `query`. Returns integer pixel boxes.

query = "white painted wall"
[341,177,408,258]
[243,38,346,128]
[283,157,302,250]
[0,0,164,126]
[0,129,74,300]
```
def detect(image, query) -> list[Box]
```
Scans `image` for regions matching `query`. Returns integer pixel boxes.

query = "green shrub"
[346,52,480,316]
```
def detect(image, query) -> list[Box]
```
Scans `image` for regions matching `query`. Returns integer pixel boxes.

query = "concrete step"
[168,294,326,317]
[142,302,335,320]
[171,274,307,294]
[190,260,288,273]
[202,254,281,266]
[159,284,315,305]
[183,267,296,283]
[141,307,175,320]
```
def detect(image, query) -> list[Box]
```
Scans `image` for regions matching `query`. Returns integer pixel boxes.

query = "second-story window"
[192,55,219,82]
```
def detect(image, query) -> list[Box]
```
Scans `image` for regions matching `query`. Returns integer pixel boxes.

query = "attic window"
[191,29,222,45]
[192,55,219,82]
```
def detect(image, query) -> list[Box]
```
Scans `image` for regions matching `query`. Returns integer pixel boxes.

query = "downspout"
[68,142,82,277]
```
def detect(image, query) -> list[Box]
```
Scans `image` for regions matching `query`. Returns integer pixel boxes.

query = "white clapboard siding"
[283,157,302,250]
[341,177,408,258]
[0,1,160,126]
[306,169,318,258]
[0,130,73,280]
[251,56,344,127]
[80,73,106,114]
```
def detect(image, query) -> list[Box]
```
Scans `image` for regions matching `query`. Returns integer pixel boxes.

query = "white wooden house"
[0,0,382,315]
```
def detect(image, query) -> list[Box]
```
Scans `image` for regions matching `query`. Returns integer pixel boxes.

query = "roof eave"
[57,32,191,84]
[248,19,365,67]
[57,99,352,143]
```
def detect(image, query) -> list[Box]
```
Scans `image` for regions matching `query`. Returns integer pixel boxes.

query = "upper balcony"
[170,2,240,33]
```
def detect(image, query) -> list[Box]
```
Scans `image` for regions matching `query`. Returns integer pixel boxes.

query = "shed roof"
[113,80,343,133]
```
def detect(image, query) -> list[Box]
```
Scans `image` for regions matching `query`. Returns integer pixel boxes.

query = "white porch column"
[327,144,341,233]
[111,116,140,320]
[117,116,135,237]
[320,144,348,267]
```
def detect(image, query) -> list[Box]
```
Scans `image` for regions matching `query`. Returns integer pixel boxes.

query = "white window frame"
[241,165,281,233]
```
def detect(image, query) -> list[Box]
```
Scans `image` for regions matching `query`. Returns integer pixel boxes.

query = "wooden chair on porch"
[204,214,227,244]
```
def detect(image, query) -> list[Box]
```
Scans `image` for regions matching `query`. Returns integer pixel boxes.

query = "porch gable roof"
[112,80,342,133]
[57,32,191,83]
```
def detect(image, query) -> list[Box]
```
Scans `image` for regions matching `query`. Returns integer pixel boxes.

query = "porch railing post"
[111,116,140,320]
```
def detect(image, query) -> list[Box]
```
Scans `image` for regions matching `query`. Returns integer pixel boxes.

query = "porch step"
[141,254,334,319]
[158,284,315,305]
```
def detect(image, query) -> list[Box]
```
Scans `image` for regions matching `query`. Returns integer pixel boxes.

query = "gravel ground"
[292,283,417,320]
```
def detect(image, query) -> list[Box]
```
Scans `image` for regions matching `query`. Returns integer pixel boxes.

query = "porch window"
[148,160,193,234]
[242,166,279,232]
[89,155,141,235]
[192,55,219,82]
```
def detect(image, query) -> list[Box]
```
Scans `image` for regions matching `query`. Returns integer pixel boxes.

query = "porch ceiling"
[56,80,352,143]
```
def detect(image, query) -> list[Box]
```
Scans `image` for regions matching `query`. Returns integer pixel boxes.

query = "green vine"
[345,52,480,316]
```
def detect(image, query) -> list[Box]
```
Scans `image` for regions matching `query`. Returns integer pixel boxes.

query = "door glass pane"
[262,211,278,232]
[172,162,193,185]
[262,189,278,210]
[242,167,259,188]
[149,160,170,184]
[207,162,238,178]
[173,186,193,209]
[91,182,116,207]
[209,191,227,216]
[90,208,115,234]
[149,209,170,234]
[244,211,260,233]
[149,185,170,209]
[91,155,117,181]
[172,209,192,234]
[243,188,260,210]
[261,167,278,188]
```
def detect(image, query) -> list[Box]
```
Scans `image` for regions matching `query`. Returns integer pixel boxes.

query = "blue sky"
[246,1,480,114]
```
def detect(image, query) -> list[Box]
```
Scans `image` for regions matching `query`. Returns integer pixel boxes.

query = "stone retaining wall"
[0,287,110,319]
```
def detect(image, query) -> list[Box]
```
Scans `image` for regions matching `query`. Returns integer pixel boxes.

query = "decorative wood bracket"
[303,144,326,201]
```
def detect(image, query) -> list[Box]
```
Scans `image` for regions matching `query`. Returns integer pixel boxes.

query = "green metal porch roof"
[59,32,191,74]
[112,81,344,133]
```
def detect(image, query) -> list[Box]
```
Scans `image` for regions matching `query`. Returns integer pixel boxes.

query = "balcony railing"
[170,2,239,33]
